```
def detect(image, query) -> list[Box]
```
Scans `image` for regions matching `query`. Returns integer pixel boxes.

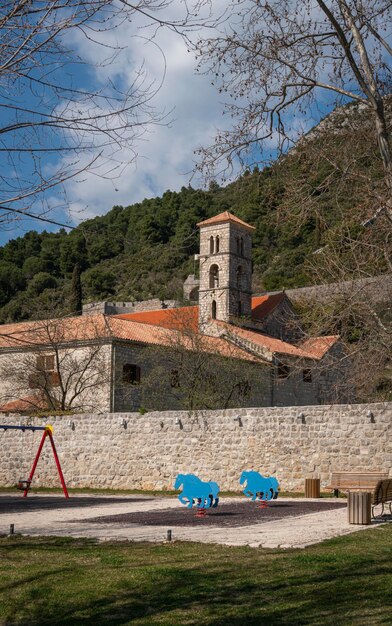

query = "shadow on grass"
[1,528,391,626]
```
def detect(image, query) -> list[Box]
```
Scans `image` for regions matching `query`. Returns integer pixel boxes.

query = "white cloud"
[57,6,228,224]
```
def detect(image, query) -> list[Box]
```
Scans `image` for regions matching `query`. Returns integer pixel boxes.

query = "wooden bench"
[371,479,392,518]
[326,471,389,497]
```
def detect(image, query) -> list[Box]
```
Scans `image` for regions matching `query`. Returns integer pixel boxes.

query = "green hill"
[0,98,390,324]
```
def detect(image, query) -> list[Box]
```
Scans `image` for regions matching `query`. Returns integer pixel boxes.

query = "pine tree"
[70,263,83,315]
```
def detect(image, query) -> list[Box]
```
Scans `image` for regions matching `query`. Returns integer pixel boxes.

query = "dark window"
[277,363,290,379]
[240,237,244,256]
[209,264,219,288]
[122,364,141,384]
[236,265,242,289]
[170,369,180,388]
[36,354,55,371]
[211,300,217,319]
[215,235,220,253]
[238,380,251,398]
[238,300,242,316]
[303,368,312,383]
[209,236,214,254]
[236,237,240,254]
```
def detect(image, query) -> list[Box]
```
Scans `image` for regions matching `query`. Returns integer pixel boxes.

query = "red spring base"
[258,500,269,509]
[196,508,207,517]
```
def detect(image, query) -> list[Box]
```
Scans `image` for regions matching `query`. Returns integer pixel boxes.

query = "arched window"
[212,300,217,319]
[209,236,214,254]
[236,236,240,255]
[236,266,242,289]
[215,235,220,253]
[209,264,219,288]
[240,237,244,256]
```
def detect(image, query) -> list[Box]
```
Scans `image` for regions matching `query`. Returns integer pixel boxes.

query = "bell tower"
[197,211,255,330]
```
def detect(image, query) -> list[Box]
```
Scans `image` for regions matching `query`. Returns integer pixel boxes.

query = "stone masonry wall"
[0,403,391,492]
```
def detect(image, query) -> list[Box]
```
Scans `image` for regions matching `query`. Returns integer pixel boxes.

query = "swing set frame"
[0,424,69,498]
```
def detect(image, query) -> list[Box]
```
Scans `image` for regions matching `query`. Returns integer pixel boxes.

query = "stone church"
[0,211,350,414]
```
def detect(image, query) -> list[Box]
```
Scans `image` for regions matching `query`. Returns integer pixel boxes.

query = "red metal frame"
[22,426,69,498]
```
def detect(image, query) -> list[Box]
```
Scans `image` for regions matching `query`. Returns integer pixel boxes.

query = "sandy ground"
[0,493,390,549]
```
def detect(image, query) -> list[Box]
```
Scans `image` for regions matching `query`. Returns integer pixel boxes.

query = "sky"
[0,2,234,244]
[2,0,386,246]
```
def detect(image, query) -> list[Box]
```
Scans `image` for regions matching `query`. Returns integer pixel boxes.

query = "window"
[170,369,180,388]
[303,368,312,383]
[276,363,290,379]
[238,380,251,398]
[211,300,217,319]
[236,265,242,289]
[122,364,141,384]
[36,354,55,371]
[240,237,244,256]
[236,236,240,254]
[209,264,219,288]
[30,355,59,388]
[209,236,214,254]
[215,235,220,253]
[238,300,242,316]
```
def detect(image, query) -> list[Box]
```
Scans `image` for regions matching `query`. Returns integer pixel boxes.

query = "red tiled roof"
[116,295,282,328]
[216,322,316,359]
[0,305,339,364]
[116,306,199,332]
[299,336,339,358]
[0,314,260,363]
[251,293,286,321]
[0,394,47,412]
[197,211,256,231]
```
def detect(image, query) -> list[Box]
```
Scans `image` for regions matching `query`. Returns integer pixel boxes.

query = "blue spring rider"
[174,473,220,510]
[240,470,279,506]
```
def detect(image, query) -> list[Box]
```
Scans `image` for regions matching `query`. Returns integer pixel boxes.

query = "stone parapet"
[0,403,390,492]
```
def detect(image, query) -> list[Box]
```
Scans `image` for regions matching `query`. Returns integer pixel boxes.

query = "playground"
[0,421,390,548]
[1,491,387,548]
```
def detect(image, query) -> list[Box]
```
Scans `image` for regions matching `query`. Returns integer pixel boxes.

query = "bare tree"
[192,0,392,219]
[0,315,110,412]
[141,308,266,411]
[0,0,181,229]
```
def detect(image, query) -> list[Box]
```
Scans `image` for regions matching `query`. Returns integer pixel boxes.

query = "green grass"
[0,526,391,625]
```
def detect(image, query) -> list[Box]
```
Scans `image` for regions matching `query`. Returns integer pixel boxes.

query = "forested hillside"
[0,99,390,324]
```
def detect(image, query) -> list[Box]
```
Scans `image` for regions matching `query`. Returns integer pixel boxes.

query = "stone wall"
[0,403,390,492]
[82,299,178,316]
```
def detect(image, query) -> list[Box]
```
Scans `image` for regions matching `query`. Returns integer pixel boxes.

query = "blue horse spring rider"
[240,470,279,506]
[174,473,220,511]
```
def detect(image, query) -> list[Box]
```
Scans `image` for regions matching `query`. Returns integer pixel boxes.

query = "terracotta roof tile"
[216,322,315,359]
[0,314,259,363]
[197,211,256,231]
[299,336,339,358]
[116,306,199,332]
[0,394,47,412]
[251,293,286,321]
[115,295,282,328]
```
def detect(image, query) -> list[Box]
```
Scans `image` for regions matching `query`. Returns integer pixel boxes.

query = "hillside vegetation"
[0,99,390,324]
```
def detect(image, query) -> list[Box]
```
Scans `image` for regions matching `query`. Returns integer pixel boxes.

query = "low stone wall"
[0,403,391,492]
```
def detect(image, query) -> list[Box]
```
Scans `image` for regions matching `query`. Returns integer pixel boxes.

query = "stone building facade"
[0,211,351,413]
[197,212,255,328]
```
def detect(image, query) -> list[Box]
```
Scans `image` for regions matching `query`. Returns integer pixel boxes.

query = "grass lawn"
[0,526,391,626]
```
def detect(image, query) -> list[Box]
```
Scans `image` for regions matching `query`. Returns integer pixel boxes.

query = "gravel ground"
[79,499,347,528]
[0,495,153,514]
